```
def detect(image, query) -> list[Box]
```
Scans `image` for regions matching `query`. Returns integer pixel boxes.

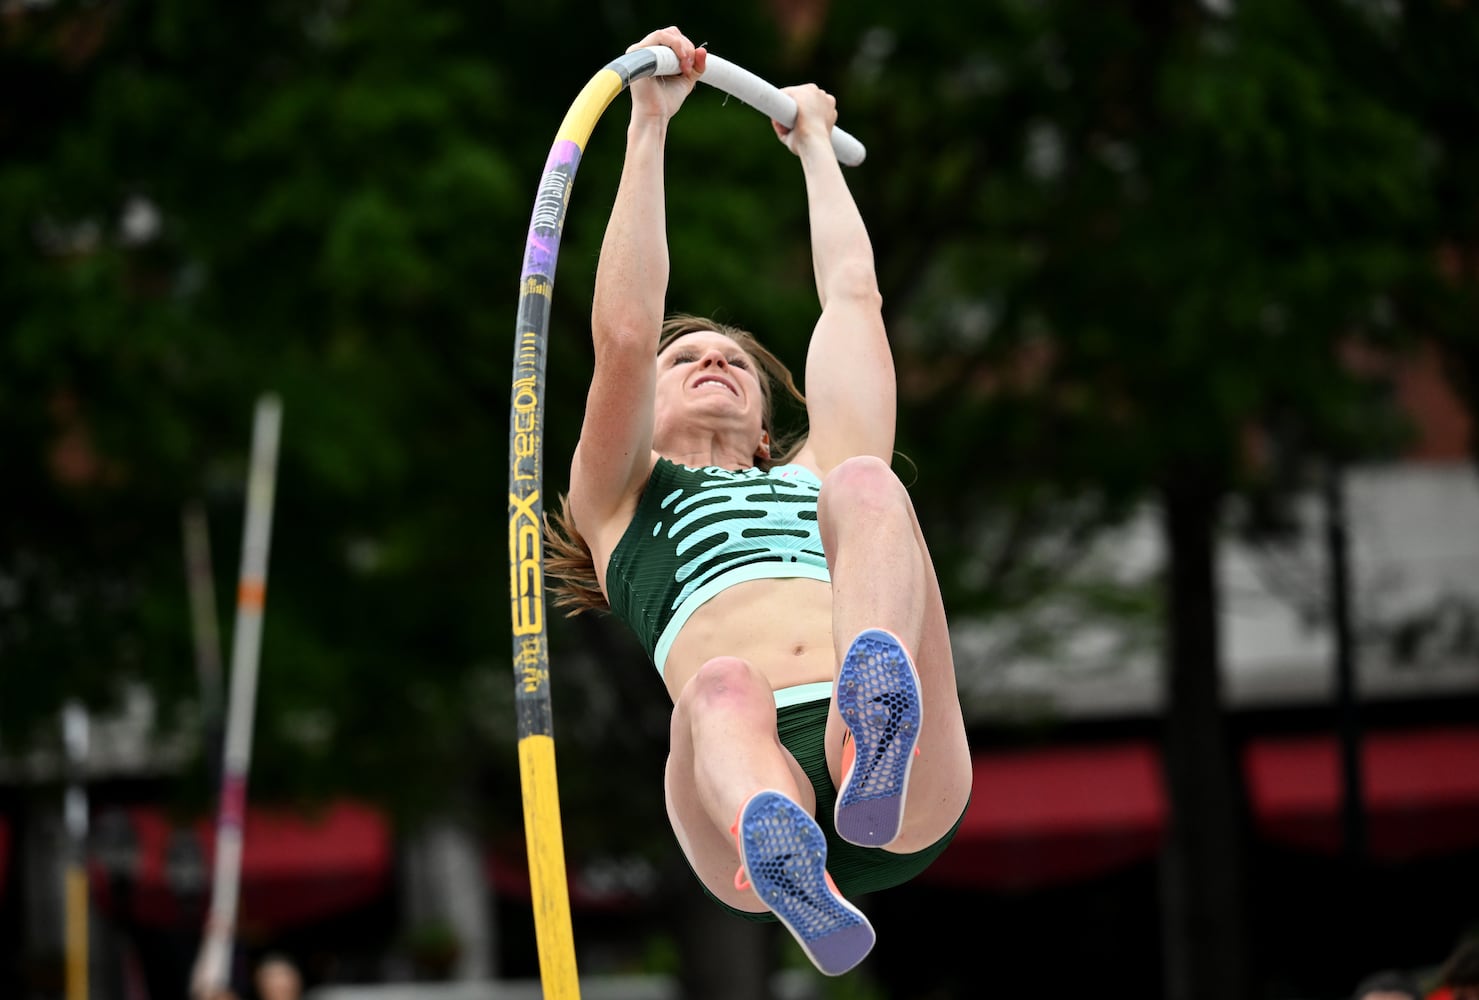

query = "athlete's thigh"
[896,510,974,846]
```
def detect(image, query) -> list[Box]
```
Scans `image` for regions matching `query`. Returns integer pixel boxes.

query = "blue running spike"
[834,628,923,847]
[736,791,875,976]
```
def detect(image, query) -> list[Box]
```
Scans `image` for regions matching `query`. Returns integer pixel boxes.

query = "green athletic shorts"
[690,695,968,922]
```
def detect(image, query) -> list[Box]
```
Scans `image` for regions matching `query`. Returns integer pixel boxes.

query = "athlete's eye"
[728,357,751,371]
[670,351,697,364]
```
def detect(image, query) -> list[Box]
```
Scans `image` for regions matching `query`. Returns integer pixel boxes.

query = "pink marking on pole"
[220,776,247,829]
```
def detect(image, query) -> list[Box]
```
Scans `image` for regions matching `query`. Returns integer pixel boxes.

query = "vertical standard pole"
[183,500,226,782]
[62,700,89,1000]
[1324,461,1366,862]
[191,394,283,999]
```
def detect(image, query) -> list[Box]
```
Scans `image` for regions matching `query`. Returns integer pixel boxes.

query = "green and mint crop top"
[605,458,831,676]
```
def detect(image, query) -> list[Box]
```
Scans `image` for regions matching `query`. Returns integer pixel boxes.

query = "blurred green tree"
[2,0,526,825]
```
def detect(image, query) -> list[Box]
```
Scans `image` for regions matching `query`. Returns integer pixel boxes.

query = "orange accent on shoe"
[731,802,751,892]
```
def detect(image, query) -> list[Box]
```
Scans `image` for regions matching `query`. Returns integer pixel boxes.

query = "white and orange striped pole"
[191,393,282,1000]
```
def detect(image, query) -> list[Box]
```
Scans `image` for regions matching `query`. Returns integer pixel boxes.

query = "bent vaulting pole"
[507,47,864,999]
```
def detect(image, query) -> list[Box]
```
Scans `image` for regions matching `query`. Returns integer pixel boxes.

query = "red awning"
[73,726,1479,919]
[1244,725,1479,862]
[923,740,1168,891]
[922,725,1479,892]
[90,799,392,929]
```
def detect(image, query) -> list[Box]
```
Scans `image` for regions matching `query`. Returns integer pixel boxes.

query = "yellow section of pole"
[552,70,624,150]
[518,735,579,999]
[65,864,88,1000]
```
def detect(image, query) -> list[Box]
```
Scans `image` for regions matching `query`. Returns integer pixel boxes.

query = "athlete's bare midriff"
[659,576,836,703]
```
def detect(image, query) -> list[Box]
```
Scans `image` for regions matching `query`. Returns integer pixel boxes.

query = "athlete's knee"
[673,658,774,749]
[682,656,771,714]
[819,455,912,529]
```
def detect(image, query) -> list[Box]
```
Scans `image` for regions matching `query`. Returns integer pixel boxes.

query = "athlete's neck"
[656,429,757,471]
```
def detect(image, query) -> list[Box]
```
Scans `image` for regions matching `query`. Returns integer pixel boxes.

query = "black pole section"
[1324,460,1366,863]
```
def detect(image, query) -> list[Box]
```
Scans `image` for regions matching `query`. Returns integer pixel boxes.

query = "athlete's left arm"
[781,85,895,474]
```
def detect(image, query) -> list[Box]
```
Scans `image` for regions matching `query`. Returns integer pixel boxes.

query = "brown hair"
[543,313,807,616]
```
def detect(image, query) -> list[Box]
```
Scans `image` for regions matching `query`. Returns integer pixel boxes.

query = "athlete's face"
[654,330,766,450]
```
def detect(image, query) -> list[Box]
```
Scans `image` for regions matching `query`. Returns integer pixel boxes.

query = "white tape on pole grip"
[644,47,866,166]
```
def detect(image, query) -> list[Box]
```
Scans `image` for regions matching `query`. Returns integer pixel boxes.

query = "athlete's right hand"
[773,83,838,157]
[627,26,706,122]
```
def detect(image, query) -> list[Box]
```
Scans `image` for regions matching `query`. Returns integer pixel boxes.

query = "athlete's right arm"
[569,28,706,537]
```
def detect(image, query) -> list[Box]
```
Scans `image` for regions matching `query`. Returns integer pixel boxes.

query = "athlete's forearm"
[798,139,879,310]
[593,115,670,350]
